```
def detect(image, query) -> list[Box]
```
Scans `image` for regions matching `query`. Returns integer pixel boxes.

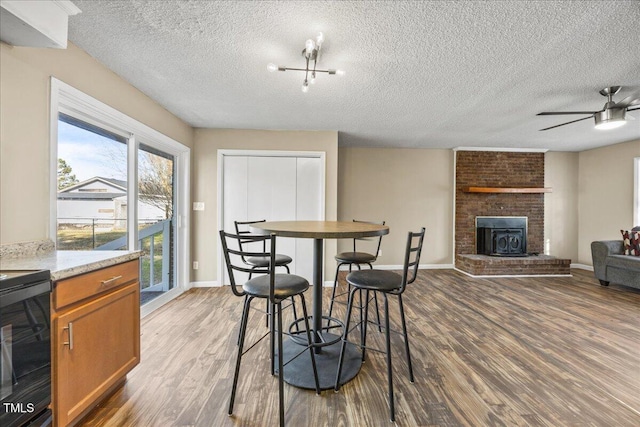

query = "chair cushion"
[243,274,309,298]
[335,251,376,264]
[346,269,402,291]
[246,254,293,267]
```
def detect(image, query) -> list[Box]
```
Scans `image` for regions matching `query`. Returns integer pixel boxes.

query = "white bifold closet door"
[221,154,323,285]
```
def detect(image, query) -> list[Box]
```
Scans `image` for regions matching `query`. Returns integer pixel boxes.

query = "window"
[51,78,190,315]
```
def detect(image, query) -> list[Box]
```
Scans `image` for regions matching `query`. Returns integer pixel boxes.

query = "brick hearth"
[456,254,571,276]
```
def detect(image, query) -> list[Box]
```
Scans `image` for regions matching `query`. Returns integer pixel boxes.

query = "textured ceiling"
[67,1,640,151]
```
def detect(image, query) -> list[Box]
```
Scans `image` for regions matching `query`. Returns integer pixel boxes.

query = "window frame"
[50,78,191,310]
[634,157,639,226]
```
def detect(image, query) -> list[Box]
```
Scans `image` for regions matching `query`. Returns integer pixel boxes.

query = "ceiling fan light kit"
[537,86,640,131]
[594,108,626,130]
[267,32,343,93]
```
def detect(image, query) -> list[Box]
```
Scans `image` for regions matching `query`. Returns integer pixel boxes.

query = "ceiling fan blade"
[539,116,592,131]
[613,93,640,109]
[627,106,640,112]
[537,111,599,116]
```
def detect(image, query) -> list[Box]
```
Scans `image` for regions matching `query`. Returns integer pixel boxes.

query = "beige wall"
[545,151,579,261]
[0,42,193,245]
[192,129,338,282]
[338,147,454,265]
[577,139,640,264]
[3,39,635,273]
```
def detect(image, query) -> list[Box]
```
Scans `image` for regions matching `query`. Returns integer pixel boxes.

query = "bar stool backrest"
[397,227,426,294]
[219,230,276,300]
[352,219,386,259]
[234,219,268,264]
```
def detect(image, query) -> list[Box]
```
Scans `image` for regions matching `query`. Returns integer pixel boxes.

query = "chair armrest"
[591,240,624,280]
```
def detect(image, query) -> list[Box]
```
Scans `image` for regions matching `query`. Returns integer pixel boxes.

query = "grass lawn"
[57,228,165,289]
[57,229,126,250]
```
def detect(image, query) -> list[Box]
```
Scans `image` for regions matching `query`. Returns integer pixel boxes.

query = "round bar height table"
[251,220,389,390]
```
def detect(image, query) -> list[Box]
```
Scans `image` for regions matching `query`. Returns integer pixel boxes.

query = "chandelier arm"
[279,68,335,74]
[312,52,318,77]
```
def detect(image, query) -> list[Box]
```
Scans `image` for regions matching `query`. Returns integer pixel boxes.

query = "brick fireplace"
[455,150,570,275]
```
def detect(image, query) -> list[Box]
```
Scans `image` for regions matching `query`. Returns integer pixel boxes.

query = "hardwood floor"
[79,269,640,426]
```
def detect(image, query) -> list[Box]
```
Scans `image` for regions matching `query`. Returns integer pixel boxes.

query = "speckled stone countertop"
[0,240,141,281]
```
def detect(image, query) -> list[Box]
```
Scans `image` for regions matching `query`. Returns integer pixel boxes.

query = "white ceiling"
[67,0,640,151]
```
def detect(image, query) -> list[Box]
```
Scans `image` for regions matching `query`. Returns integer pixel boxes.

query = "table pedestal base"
[277,333,361,390]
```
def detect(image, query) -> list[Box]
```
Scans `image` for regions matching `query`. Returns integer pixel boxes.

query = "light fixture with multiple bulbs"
[267,32,344,93]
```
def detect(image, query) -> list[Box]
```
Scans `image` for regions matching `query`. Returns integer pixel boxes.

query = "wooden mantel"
[463,187,552,193]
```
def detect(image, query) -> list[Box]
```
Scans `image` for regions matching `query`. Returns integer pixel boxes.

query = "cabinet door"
[53,282,140,426]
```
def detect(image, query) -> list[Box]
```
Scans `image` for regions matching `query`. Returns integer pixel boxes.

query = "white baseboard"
[453,267,572,279]
[326,264,455,287]
[190,281,220,288]
[337,263,454,271]
[571,263,593,271]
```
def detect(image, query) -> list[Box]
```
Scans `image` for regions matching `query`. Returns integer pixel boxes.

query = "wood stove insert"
[476,216,527,257]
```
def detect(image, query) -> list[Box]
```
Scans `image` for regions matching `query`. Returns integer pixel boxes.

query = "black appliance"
[478,227,525,256]
[476,216,528,257]
[0,270,52,427]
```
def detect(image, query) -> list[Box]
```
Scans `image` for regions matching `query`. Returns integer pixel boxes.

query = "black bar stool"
[327,219,385,332]
[220,230,320,427]
[234,219,298,327]
[334,228,425,422]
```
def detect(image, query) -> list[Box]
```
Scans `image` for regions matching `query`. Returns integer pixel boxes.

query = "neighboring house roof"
[59,176,127,194]
[57,192,126,200]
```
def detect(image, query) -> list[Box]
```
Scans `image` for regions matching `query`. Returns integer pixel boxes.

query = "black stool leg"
[383,294,395,422]
[327,262,346,325]
[237,295,251,345]
[361,290,370,362]
[229,296,252,416]
[365,263,383,333]
[300,296,321,394]
[283,266,300,333]
[270,299,276,376]
[398,294,414,382]
[335,287,358,391]
[276,301,285,427]
[373,292,382,332]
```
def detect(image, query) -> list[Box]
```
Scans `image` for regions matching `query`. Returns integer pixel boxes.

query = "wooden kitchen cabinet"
[52,259,140,427]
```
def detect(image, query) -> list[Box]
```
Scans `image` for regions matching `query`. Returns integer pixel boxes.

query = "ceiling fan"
[537,86,640,131]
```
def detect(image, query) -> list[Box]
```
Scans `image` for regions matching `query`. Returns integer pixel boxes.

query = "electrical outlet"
[378,250,382,256]
[193,261,199,270]
[193,202,205,211]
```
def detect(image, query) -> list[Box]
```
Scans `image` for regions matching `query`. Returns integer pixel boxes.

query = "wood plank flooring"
[79,269,640,426]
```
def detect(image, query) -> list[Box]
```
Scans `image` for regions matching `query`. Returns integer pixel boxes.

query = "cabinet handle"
[101,275,123,286]
[63,322,74,350]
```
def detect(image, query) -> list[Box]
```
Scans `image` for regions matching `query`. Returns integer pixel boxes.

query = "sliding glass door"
[52,78,189,314]
[138,144,175,300]
[56,116,177,306]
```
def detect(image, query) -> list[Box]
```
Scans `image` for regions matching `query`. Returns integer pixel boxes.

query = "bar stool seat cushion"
[335,251,377,264]
[347,269,402,292]
[244,273,309,298]
[246,254,293,267]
